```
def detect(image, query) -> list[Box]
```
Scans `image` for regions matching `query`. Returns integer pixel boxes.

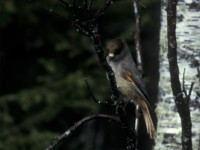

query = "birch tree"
[155,0,200,149]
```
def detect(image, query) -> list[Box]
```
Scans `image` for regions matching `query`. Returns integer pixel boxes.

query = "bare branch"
[92,0,120,22]
[88,0,93,10]
[58,0,70,7]
[182,68,195,102]
[188,82,195,100]
[84,78,115,105]
[46,114,120,150]
[84,78,101,103]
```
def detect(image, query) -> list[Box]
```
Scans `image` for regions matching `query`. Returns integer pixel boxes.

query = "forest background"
[0,0,160,150]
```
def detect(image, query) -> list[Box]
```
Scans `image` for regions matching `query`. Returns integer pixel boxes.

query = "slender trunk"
[155,0,200,149]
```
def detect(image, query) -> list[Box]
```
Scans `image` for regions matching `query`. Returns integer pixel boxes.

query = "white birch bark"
[154,0,200,149]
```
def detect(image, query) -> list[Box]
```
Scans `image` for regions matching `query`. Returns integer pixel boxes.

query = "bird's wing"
[120,64,149,100]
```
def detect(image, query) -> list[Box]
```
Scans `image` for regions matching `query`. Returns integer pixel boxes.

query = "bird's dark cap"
[106,38,124,55]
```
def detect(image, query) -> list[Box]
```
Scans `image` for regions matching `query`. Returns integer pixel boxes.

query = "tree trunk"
[155,0,200,149]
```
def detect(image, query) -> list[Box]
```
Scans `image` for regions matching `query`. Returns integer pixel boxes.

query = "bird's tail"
[139,99,156,140]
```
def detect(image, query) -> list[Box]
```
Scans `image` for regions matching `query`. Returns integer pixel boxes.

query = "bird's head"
[106,38,124,59]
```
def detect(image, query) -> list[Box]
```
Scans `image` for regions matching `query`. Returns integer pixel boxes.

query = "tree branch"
[84,78,115,105]
[182,68,195,103]
[46,114,120,150]
[167,0,192,149]
[132,0,143,76]
[92,0,120,22]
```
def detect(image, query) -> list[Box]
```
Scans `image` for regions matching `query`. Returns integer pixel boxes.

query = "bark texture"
[155,0,200,149]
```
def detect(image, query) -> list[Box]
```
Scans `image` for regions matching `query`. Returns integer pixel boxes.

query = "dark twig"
[58,0,70,7]
[182,68,195,103]
[167,0,192,149]
[84,78,101,103]
[46,114,120,150]
[88,0,93,10]
[92,0,120,22]
[84,78,115,105]
[188,82,194,100]
[83,0,93,18]
[30,1,69,23]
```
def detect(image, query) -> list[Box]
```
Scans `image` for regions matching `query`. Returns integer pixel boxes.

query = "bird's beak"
[109,53,114,58]
[108,53,115,61]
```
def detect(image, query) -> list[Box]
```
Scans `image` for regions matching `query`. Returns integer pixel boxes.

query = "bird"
[106,38,156,140]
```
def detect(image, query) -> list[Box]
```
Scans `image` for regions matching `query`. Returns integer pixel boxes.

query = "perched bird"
[106,38,156,139]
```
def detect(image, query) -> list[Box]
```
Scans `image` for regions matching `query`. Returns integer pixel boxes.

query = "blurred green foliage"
[0,0,159,149]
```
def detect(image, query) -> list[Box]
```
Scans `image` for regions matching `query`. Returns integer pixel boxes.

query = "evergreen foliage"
[0,0,159,149]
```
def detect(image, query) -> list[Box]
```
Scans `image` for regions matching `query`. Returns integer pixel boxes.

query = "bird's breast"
[115,74,137,101]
